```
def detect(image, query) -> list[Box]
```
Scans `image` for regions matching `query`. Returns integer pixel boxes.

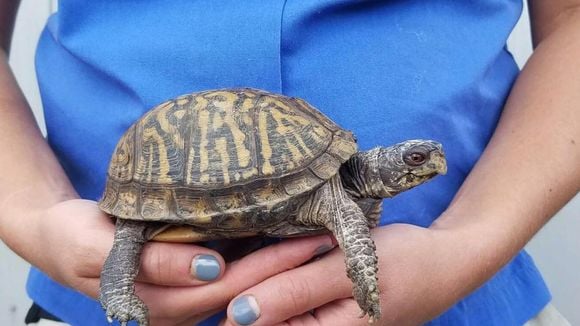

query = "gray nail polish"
[192,254,221,281]
[314,244,334,256]
[232,295,260,325]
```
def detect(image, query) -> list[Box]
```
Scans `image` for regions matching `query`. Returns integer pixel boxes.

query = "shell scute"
[185,92,258,187]
[108,125,135,182]
[134,101,188,185]
[282,171,322,196]
[327,131,358,161]
[308,152,343,180]
[111,184,140,219]
[173,189,214,223]
[140,188,174,220]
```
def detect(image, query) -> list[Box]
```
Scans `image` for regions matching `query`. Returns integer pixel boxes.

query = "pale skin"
[0,1,579,326]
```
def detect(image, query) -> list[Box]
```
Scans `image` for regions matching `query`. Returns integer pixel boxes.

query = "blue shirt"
[28,0,550,325]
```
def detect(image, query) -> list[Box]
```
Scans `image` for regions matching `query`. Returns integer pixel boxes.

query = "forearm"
[0,51,77,260]
[432,9,580,292]
[0,0,19,53]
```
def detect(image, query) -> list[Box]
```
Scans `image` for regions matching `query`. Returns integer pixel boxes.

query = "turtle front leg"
[329,197,381,323]
[300,175,381,323]
[100,219,152,326]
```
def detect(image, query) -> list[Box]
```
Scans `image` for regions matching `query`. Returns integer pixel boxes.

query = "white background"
[1,1,578,325]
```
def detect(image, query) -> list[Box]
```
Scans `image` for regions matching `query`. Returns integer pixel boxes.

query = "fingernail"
[232,295,260,325]
[314,244,334,256]
[192,254,221,281]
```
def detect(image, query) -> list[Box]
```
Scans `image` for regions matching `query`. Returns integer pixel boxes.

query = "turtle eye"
[404,151,427,166]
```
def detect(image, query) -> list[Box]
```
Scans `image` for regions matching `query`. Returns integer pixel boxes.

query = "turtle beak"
[430,149,447,175]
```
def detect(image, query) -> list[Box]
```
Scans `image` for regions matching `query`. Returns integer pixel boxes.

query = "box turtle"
[98,88,447,325]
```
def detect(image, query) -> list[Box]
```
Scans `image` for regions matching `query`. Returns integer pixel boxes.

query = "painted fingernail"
[232,295,260,325]
[192,254,221,281]
[314,244,334,256]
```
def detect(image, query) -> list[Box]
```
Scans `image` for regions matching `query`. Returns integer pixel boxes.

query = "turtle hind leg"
[100,219,154,326]
[299,175,381,322]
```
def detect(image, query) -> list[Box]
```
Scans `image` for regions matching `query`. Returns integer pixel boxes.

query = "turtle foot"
[352,273,381,324]
[101,292,149,326]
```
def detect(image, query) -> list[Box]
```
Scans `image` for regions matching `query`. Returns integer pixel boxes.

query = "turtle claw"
[102,293,149,326]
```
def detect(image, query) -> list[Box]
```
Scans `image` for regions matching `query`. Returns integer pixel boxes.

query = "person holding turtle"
[0,1,578,325]
[96,88,447,325]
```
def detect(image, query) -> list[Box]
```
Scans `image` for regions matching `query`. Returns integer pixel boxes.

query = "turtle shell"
[98,88,357,225]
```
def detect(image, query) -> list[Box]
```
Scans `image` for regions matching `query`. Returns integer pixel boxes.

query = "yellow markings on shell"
[214,194,244,211]
[223,112,251,168]
[154,101,173,113]
[191,198,213,224]
[312,124,329,139]
[269,106,312,163]
[213,112,224,129]
[198,108,210,183]
[136,102,171,183]
[157,108,174,133]
[113,140,130,166]
[145,140,154,182]
[155,109,180,183]
[280,154,295,170]
[210,91,238,109]
[276,100,328,144]
[186,96,208,184]
[118,189,137,207]
[242,167,259,179]
[242,114,253,126]
[173,109,186,120]
[251,186,277,202]
[141,123,169,183]
[258,108,274,175]
[240,98,256,125]
[214,138,230,185]
[241,98,256,112]
[176,96,190,106]
[273,100,312,126]
[272,113,305,164]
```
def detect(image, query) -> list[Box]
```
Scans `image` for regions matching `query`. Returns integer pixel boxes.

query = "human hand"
[33,199,334,326]
[220,223,483,326]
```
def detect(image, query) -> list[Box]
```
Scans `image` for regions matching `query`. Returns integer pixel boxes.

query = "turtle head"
[341,140,447,198]
[376,139,447,197]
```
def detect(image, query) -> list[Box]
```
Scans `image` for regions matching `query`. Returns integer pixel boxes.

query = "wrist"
[0,182,78,265]
[429,211,521,297]
[0,181,78,224]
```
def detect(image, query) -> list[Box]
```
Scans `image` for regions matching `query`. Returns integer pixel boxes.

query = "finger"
[221,314,321,326]
[136,241,226,286]
[78,235,333,319]
[155,307,225,326]
[274,311,319,326]
[226,249,352,326]
[312,298,365,326]
[272,299,365,326]
[134,235,334,317]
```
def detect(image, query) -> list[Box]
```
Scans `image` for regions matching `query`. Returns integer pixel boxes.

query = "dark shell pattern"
[98,89,357,229]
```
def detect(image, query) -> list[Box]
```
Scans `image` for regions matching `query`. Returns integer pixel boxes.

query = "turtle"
[98,88,447,325]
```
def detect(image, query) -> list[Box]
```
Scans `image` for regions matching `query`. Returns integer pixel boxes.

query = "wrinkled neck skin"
[340,148,393,199]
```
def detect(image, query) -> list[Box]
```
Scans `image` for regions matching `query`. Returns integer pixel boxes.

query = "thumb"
[136,241,226,286]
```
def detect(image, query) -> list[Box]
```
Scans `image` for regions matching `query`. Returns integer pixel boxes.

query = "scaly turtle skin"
[98,88,447,325]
